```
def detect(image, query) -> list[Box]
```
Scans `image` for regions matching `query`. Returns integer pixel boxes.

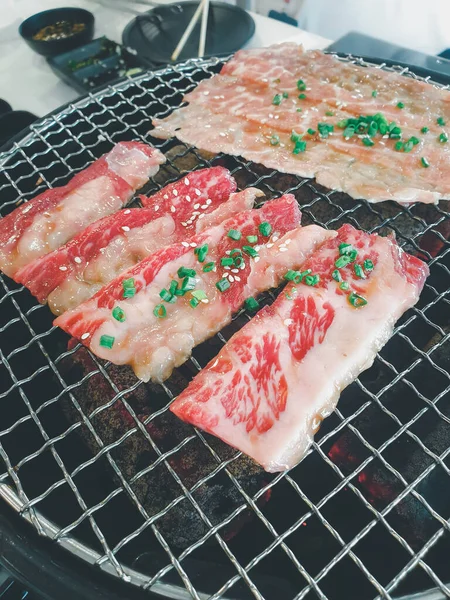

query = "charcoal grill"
[0,54,449,600]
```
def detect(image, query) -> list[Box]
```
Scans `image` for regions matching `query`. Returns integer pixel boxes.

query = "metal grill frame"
[0,54,449,600]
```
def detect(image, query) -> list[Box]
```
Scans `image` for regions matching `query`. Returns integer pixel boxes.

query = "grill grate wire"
[0,55,449,600]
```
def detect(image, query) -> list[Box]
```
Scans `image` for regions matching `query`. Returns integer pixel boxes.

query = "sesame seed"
[254,256,260,263]
[231,268,239,273]
[254,246,261,251]
[284,318,293,326]
[59,266,67,271]
[279,247,288,252]
[274,115,279,120]
[198,214,205,219]
[81,332,90,340]
[229,275,235,282]
[173,189,178,197]
[163,194,168,200]
[170,206,176,213]
[74,257,82,264]
[154,205,159,211]
[266,243,274,248]
[181,222,187,227]
[201,204,208,209]
[124,209,131,214]
[201,298,209,304]
[223,272,229,278]
[190,242,197,247]
[225,250,231,255]
[234,276,241,282]
[186,195,191,202]
[272,235,279,242]
[269,113,274,119]
[203,90,210,96]
[206,199,212,205]
[240,263,245,270]
[219,132,226,137]
[285,239,291,245]
[224,266,231,270]
[122,226,130,232]
[195,189,201,196]
[182,242,190,247]
[194,203,200,209]
[184,177,189,185]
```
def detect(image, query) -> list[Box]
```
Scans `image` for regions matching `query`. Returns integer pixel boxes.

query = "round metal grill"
[0,55,449,600]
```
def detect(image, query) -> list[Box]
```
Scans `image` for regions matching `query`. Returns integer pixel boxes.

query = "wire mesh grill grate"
[0,55,449,600]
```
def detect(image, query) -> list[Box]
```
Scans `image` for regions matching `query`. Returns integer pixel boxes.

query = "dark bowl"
[19,7,95,57]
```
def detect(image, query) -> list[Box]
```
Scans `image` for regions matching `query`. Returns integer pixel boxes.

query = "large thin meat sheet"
[15,167,242,314]
[0,142,165,278]
[152,43,450,205]
[171,224,429,472]
[55,195,311,382]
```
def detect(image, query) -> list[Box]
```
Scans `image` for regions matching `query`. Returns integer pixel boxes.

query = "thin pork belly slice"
[0,142,165,278]
[171,224,429,472]
[15,167,243,314]
[55,195,305,382]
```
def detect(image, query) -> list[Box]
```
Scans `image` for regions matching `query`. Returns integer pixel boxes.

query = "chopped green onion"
[325,111,334,116]
[368,121,378,137]
[284,270,297,281]
[169,280,178,295]
[421,157,430,168]
[272,94,282,105]
[293,140,307,154]
[221,257,234,266]
[394,141,403,151]
[290,130,302,143]
[362,137,375,147]
[230,248,242,256]
[247,235,258,243]
[191,290,207,301]
[259,222,272,237]
[337,119,348,129]
[181,276,196,291]
[421,126,429,134]
[297,79,306,91]
[189,297,199,308]
[112,307,125,322]
[410,136,420,146]
[122,277,136,298]
[177,266,196,278]
[354,264,366,279]
[227,229,241,241]
[282,91,289,98]
[216,278,230,293]
[318,122,334,138]
[339,243,353,255]
[270,134,280,146]
[245,297,260,311]
[296,108,302,112]
[403,140,414,153]
[203,261,215,272]
[439,132,448,143]
[234,256,245,268]
[174,288,186,296]
[242,245,258,258]
[307,128,316,135]
[298,93,307,100]
[99,334,115,349]
[363,259,374,272]
[335,255,352,268]
[379,122,388,135]
[389,126,402,137]
[437,117,446,126]
[273,78,280,84]
[195,244,208,263]
[304,274,320,286]
[372,90,378,97]
[348,292,368,308]
[343,126,355,139]
[339,281,349,291]
[159,288,175,303]
[332,269,342,282]
[153,304,167,318]
[397,102,405,109]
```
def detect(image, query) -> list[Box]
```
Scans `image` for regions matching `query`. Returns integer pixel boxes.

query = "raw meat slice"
[171,224,429,472]
[0,142,165,278]
[152,43,450,205]
[16,168,247,315]
[140,165,236,210]
[55,195,307,382]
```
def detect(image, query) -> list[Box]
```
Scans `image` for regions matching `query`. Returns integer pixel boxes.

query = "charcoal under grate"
[0,55,449,600]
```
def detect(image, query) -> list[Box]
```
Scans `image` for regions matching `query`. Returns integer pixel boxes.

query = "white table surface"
[0,0,330,118]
